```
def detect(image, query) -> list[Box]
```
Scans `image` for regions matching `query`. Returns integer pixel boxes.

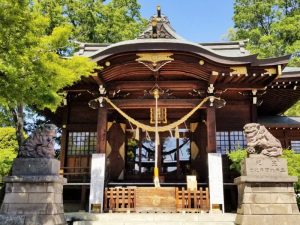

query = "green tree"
[35,0,147,43]
[0,127,18,180]
[0,0,97,146]
[232,0,300,116]
[0,0,146,147]
[285,103,300,116]
[232,0,300,66]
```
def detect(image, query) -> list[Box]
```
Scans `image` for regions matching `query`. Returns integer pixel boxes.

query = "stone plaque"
[241,156,288,177]
[208,153,224,213]
[89,154,106,213]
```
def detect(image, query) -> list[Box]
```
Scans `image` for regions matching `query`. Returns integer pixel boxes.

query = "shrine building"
[56,8,300,212]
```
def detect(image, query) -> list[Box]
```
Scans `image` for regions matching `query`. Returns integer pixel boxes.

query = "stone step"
[66,212,236,225]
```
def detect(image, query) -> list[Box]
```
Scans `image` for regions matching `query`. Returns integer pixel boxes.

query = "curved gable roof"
[89,39,289,66]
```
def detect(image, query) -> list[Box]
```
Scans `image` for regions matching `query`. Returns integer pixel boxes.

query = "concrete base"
[0,158,67,225]
[235,157,300,225]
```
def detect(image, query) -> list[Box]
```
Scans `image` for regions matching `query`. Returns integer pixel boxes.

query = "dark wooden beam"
[96,106,108,153]
[91,75,104,85]
[209,71,219,85]
[108,99,206,109]
[215,83,267,89]
[206,107,216,153]
[107,80,207,92]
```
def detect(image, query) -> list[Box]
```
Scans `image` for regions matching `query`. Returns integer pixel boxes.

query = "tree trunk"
[10,103,25,149]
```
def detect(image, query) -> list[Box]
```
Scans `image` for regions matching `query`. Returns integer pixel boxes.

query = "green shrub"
[227,148,247,173]
[0,127,18,180]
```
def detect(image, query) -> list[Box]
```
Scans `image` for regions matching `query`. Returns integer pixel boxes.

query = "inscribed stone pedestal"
[0,158,67,225]
[235,156,300,225]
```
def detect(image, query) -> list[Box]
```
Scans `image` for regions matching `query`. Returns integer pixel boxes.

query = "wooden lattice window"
[216,131,246,154]
[67,132,97,156]
[291,140,300,154]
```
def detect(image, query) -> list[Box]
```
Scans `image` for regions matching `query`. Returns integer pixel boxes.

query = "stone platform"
[65,212,236,225]
[235,156,300,225]
[0,158,66,225]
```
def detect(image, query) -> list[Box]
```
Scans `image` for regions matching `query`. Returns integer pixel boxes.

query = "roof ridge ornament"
[138,6,178,39]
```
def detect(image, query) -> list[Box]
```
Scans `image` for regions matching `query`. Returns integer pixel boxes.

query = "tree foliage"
[0,127,18,180]
[0,0,98,107]
[232,0,300,66]
[285,101,300,116]
[0,0,98,146]
[35,0,147,43]
[0,0,146,148]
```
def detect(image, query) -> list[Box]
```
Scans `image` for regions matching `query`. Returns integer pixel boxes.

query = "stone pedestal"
[0,158,67,225]
[235,156,300,225]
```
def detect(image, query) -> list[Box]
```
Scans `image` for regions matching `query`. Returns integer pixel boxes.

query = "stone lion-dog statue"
[18,124,57,158]
[243,123,282,157]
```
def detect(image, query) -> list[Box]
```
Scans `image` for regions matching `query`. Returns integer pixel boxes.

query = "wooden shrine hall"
[55,7,300,212]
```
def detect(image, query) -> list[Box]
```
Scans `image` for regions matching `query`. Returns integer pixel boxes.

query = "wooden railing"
[104,187,136,212]
[175,187,210,212]
[60,167,90,182]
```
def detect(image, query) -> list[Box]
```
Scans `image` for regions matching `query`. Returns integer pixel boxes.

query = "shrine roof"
[76,40,250,58]
[74,7,293,67]
[258,116,300,128]
[76,39,290,67]
[281,67,300,78]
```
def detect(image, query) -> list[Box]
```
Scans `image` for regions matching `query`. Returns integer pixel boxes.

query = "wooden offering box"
[135,187,176,213]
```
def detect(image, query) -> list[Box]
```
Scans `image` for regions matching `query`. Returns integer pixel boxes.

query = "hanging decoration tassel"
[169,129,174,138]
[134,127,140,140]
[175,126,180,139]
[156,132,160,146]
[146,131,151,141]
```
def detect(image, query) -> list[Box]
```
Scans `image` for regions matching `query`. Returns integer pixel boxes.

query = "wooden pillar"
[283,129,289,148]
[60,127,67,167]
[158,136,162,174]
[206,107,216,153]
[96,106,108,153]
[250,104,257,122]
[176,138,181,176]
[60,105,69,167]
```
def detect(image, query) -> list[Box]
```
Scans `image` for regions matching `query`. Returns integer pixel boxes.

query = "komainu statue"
[243,123,282,157]
[18,124,57,158]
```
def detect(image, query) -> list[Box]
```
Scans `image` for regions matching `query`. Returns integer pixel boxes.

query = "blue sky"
[137,0,235,43]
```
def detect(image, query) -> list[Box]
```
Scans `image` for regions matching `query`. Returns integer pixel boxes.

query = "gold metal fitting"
[152,18,157,27]
[153,88,160,99]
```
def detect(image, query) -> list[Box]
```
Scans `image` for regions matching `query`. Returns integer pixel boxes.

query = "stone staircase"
[66,212,236,225]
